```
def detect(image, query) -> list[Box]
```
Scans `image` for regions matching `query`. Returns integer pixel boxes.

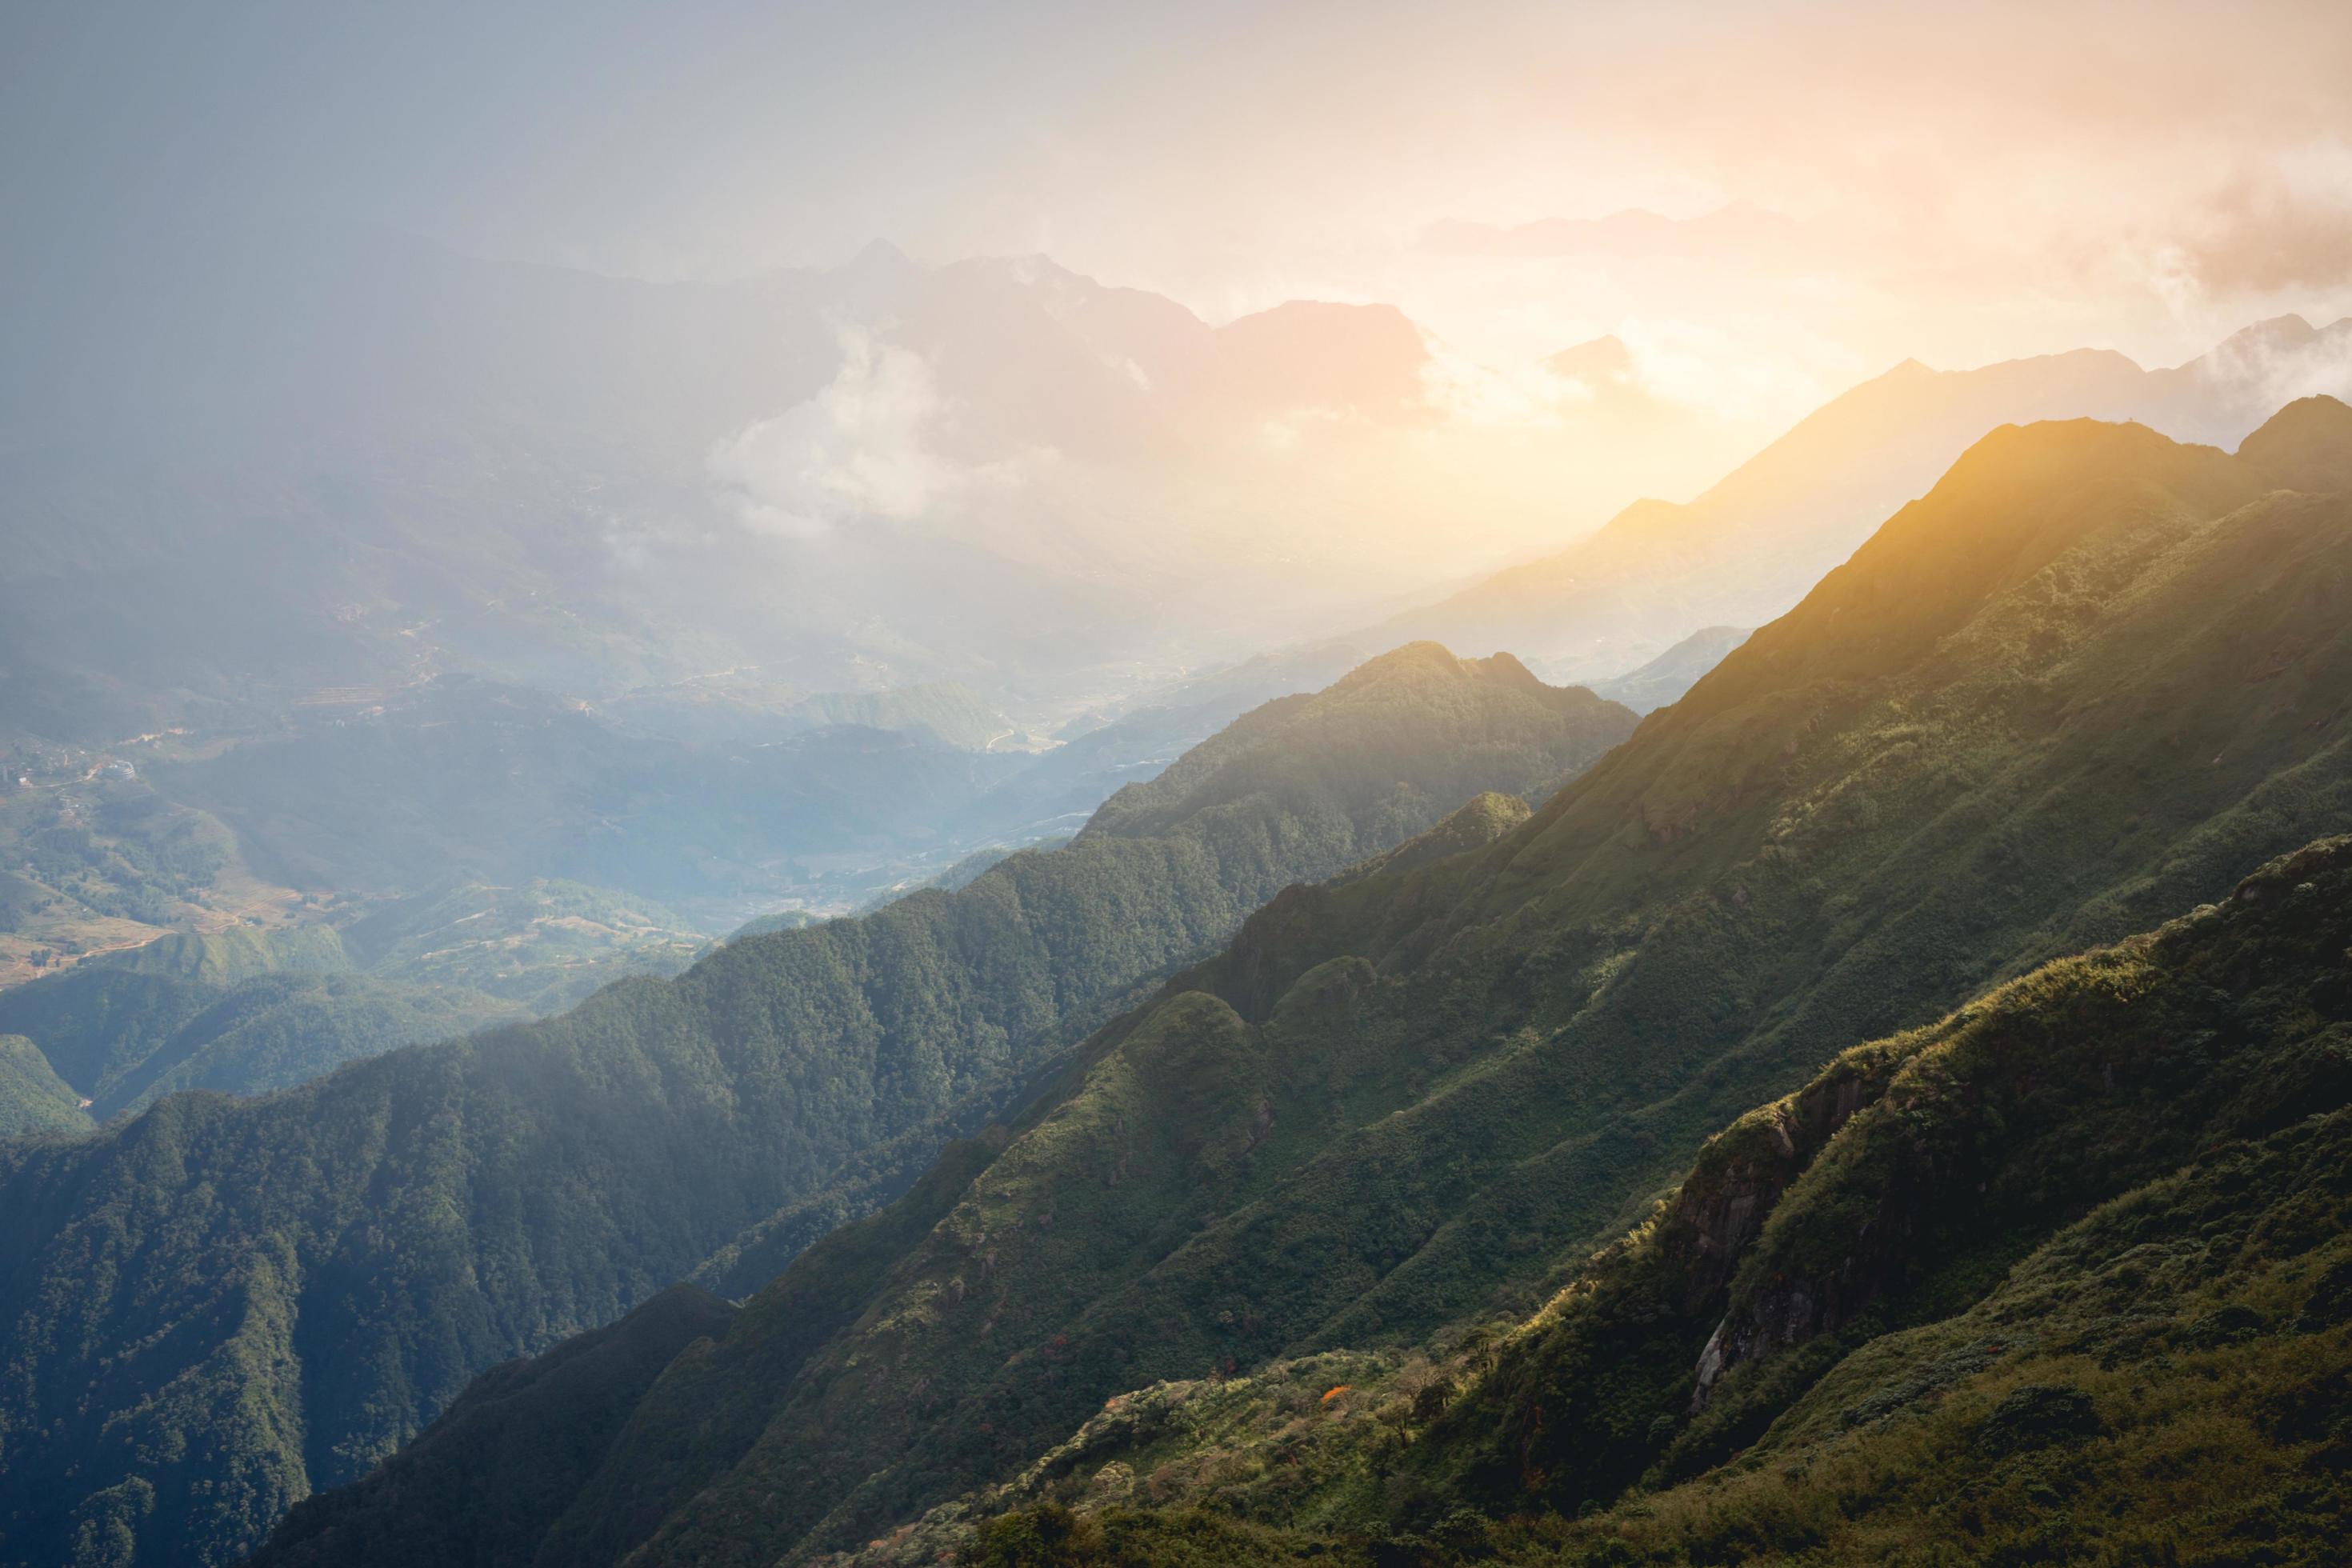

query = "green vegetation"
[0,894,706,1125]
[255,1285,740,1568]
[240,404,2352,1568]
[0,926,519,1119]
[0,646,1631,1567]
[926,834,2352,1567]
[341,878,707,1013]
[0,772,254,984]
[0,1034,89,1137]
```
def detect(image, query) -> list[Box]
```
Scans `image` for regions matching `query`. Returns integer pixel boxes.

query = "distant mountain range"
[238,397,2352,1568]
[0,229,1688,731]
[1384,314,2352,680]
[3,220,2342,1002]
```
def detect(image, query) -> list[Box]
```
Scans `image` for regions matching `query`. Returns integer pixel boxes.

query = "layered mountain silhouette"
[239,398,2352,1566]
[0,646,1632,1567]
[6,219,2341,1006]
[1389,318,2352,681]
[0,231,1589,726]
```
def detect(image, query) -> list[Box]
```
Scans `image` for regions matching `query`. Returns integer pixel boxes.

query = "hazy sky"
[8,0,2351,422]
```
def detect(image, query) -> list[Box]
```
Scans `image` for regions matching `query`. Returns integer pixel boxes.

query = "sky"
[7,0,2351,438]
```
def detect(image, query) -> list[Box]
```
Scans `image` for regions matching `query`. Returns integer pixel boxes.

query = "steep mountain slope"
[927,834,2352,1568]
[254,1285,741,1568]
[0,647,1632,1568]
[0,1035,88,1138]
[949,640,1377,849]
[674,649,1632,1302]
[1393,320,2352,679]
[1401,835,2352,1555]
[308,401,2352,1566]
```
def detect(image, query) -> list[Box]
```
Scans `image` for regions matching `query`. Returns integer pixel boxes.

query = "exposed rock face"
[1655,1047,1904,1407]
[1662,1058,1890,1290]
[1682,842,2352,1413]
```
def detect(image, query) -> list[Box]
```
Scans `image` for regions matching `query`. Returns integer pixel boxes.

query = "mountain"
[1390,318,2352,680]
[336,880,708,1014]
[926,833,2352,1567]
[0,927,520,1119]
[0,229,1626,994]
[0,635,1370,988]
[0,229,1622,737]
[0,890,706,1122]
[82,925,352,988]
[1390,834,2352,1558]
[141,676,1043,916]
[0,646,1634,1568]
[0,1034,89,1138]
[1587,624,1750,713]
[258,400,2352,1566]
[947,640,1380,848]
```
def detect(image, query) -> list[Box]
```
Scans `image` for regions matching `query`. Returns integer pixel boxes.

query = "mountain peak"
[2202,314,2318,361]
[1333,639,1468,686]
[845,237,920,274]
[2239,394,2352,492]
[1322,646,1566,711]
[1546,335,1634,384]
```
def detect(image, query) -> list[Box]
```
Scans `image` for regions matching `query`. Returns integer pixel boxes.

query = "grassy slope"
[468,407,2352,1566]
[933,834,2352,1568]
[0,646,1632,1568]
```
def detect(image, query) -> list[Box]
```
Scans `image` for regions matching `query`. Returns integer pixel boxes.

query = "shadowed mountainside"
[256,400,2352,1566]
[0,645,1633,1568]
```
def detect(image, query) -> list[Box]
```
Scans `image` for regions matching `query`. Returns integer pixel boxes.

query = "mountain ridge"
[258,399,2352,1566]
[1385,334,2352,681]
[0,645,1635,1568]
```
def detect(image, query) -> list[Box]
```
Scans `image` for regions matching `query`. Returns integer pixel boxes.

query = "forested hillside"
[255,401,2352,1566]
[0,646,1631,1568]
[0,928,522,1121]
[924,833,2352,1567]
[0,1035,88,1137]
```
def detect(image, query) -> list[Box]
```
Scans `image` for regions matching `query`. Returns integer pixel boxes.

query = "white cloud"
[2190,319,2352,422]
[1418,343,1574,430]
[707,330,1043,538]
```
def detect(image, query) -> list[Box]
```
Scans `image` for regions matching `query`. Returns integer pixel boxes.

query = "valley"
[5,12,2350,1560]
[2,396,2346,1566]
